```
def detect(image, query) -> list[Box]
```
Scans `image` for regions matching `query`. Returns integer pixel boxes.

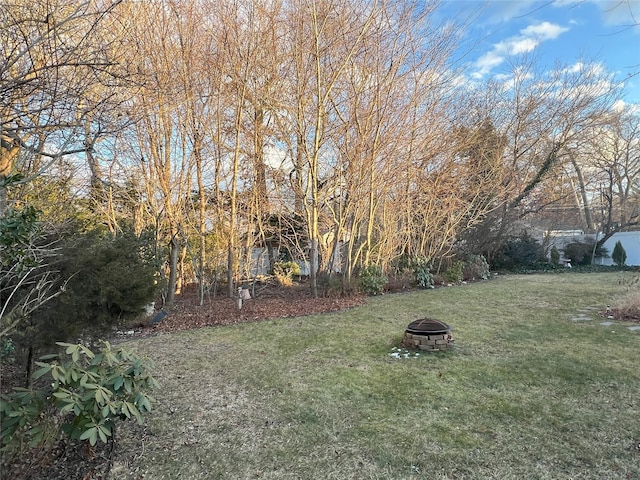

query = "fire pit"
[401,318,454,351]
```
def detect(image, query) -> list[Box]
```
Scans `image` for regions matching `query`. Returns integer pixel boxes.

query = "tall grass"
[111,273,640,480]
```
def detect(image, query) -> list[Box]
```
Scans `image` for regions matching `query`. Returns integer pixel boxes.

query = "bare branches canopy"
[2,0,636,299]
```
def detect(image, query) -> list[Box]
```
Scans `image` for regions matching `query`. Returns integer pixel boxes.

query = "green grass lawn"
[111,273,640,480]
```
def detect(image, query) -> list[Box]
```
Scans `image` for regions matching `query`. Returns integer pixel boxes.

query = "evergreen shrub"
[444,261,464,284]
[359,265,388,295]
[563,241,608,266]
[493,233,545,270]
[612,241,627,267]
[27,228,159,350]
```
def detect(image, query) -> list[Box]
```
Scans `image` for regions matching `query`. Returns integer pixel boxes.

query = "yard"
[7,273,639,479]
[101,272,640,480]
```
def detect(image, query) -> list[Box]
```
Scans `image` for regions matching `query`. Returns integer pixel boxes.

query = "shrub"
[0,204,61,339]
[612,241,627,267]
[411,256,434,288]
[563,241,608,266]
[390,254,411,275]
[272,260,301,287]
[0,388,55,455]
[550,246,560,266]
[386,270,415,291]
[359,265,388,295]
[0,204,40,270]
[444,261,464,284]
[463,254,490,280]
[493,232,545,270]
[0,341,157,454]
[26,229,159,350]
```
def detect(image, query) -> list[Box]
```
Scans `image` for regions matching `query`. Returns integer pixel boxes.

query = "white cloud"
[566,61,585,73]
[507,37,539,54]
[263,143,289,169]
[494,68,534,92]
[612,98,640,115]
[484,0,539,23]
[521,21,568,39]
[612,99,627,112]
[472,21,569,78]
[473,51,505,78]
[451,73,473,89]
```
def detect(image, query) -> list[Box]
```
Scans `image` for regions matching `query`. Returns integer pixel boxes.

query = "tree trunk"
[166,235,179,305]
[0,183,7,218]
[196,152,206,306]
[176,244,187,295]
[226,245,234,298]
[310,237,319,298]
[25,345,34,389]
[570,157,594,231]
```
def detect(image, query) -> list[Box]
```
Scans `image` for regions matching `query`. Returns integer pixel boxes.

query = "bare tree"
[0,0,130,215]
[0,207,63,338]
[333,1,470,278]
[461,56,620,260]
[283,0,411,297]
[582,106,640,239]
[121,1,196,305]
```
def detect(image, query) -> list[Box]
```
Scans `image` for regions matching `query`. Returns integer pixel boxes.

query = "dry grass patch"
[610,274,640,322]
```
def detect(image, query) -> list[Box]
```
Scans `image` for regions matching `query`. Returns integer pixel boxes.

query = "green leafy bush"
[444,261,464,284]
[0,387,50,454]
[612,241,627,267]
[1,337,15,362]
[359,265,388,295]
[1,341,157,453]
[463,254,490,280]
[272,260,301,287]
[0,205,40,271]
[411,256,434,288]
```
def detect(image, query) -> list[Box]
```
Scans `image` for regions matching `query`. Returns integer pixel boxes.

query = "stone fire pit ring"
[401,318,454,351]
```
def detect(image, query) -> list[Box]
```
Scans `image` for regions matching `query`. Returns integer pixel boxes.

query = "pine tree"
[612,240,627,267]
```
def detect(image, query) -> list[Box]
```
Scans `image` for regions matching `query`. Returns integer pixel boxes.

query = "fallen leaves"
[148,283,368,334]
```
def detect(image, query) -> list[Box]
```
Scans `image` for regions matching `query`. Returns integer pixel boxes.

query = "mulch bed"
[145,282,368,334]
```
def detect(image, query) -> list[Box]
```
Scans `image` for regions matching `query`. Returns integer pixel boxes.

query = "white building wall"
[597,232,640,266]
[543,230,640,266]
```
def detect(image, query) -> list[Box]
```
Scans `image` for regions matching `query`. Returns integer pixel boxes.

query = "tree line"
[2,0,639,310]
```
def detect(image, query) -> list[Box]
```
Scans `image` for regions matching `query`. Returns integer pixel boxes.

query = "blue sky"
[440,0,640,104]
